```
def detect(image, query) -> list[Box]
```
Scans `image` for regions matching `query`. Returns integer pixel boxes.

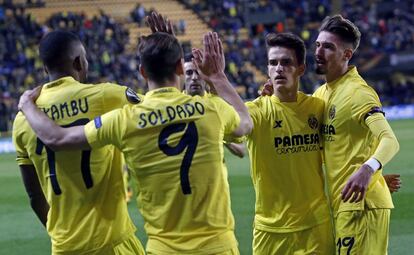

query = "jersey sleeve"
[84,108,125,150]
[12,113,33,165]
[351,86,382,124]
[102,83,142,112]
[245,99,263,139]
[246,100,262,126]
[366,114,399,167]
[209,96,240,136]
[312,85,324,99]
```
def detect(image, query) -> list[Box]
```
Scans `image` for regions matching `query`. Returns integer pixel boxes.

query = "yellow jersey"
[12,77,141,254]
[85,87,240,254]
[313,66,393,214]
[245,92,330,233]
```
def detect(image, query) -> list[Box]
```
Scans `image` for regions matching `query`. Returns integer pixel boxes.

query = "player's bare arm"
[19,165,49,227]
[193,32,253,136]
[342,113,400,202]
[224,142,246,158]
[18,86,90,151]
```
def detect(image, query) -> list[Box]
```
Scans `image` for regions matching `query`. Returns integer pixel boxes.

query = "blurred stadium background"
[0,0,413,254]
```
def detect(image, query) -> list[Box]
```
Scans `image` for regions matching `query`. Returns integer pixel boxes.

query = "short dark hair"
[184,53,193,63]
[39,30,81,70]
[319,15,361,50]
[138,32,183,83]
[265,33,306,65]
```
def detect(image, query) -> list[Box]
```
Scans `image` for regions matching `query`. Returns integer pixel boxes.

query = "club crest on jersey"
[308,115,318,130]
[329,105,336,120]
[126,88,141,104]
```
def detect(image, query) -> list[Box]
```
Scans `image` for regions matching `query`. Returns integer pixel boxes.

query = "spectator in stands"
[130,3,146,26]
[1,1,414,132]
[178,19,186,35]
[0,99,8,132]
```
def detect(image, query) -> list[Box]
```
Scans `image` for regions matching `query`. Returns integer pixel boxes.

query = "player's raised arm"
[193,32,253,136]
[18,86,90,151]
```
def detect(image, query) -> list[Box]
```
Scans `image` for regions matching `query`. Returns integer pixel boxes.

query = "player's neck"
[273,82,298,102]
[274,90,297,102]
[189,91,205,97]
[49,72,78,83]
[325,64,349,83]
[147,78,180,91]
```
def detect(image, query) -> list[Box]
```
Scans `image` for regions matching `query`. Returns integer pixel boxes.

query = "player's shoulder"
[119,100,143,118]
[312,83,327,97]
[300,92,324,106]
[191,95,225,118]
[12,111,32,140]
[345,68,375,92]
[100,83,143,104]
[299,92,325,117]
[244,96,271,121]
[246,95,268,109]
[351,80,380,103]
[201,93,220,102]
[12,111,27,130]
[13,111,25,121]
[195,95,239,124]
[94,82,125,94]
[200,94,229,109]
[356,81,378,96]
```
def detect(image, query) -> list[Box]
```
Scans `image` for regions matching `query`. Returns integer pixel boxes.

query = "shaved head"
[39,30,88,82]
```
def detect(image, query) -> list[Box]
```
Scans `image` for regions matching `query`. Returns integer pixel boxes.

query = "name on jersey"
[320,124,336,142]
[274,133,320,154]
[41,97,89,120]
[138,102,205,128]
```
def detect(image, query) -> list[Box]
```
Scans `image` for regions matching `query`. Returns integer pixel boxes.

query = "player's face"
[314,31,347,76]
[184,62,206,96]
[267,46,304,94]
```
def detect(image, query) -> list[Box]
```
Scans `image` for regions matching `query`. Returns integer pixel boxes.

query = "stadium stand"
[182,0,414,102]
[1,0,414,134]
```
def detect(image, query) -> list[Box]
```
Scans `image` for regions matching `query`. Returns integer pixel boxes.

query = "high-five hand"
[193,32,225,78]
[146,11,175,36]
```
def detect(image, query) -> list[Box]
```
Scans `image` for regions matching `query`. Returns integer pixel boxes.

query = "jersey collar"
[326,65,358,91]
[270,91,305,105]
[44,76,77,89]
[145,86,181,97]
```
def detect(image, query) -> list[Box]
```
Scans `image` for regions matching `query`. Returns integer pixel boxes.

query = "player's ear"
[298,63,306,76]
[139,64,148,79]
[73,56,82,72]
[43,66,49,75]
[267,63,272,78]
[175,58,184,75]
[343,48,353,61]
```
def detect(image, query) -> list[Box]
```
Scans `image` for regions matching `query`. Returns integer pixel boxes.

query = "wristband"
[364,158,381,173]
